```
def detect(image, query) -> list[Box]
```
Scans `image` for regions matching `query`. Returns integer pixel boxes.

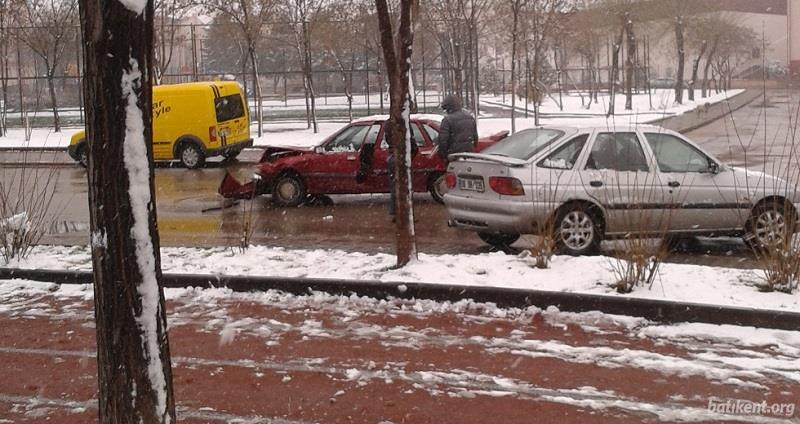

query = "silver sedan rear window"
[481,128,565,160]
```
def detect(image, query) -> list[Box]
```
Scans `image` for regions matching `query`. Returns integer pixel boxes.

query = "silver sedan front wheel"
[555,205,602,255]
[747,201,794,251]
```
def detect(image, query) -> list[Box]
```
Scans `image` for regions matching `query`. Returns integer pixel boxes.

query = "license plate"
[458,177,484,192]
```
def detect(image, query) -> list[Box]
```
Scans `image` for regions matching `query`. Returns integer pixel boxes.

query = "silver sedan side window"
[585,132,649,172]
[645,132,712,173]
[538,134,589,170]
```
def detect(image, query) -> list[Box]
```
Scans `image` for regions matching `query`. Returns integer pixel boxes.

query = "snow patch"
[120,58,169,422]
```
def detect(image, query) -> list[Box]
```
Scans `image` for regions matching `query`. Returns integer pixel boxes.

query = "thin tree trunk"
[509,3,519,133]
[624,15,635,110]
[249,46,263,137]
[673,16,685,104]
[688,40,707,102]
[701,39,718,98]
[46,73,60,132]
[78,0,176,421]
[607,20,625,117]
[375,0,417,266]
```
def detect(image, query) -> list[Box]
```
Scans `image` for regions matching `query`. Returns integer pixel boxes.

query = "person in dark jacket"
[436,94,478,163]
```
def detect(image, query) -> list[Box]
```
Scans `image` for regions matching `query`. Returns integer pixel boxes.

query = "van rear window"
[215,94,245,122]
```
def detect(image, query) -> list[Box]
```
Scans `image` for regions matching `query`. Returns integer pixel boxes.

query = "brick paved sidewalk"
[0,282,798,423]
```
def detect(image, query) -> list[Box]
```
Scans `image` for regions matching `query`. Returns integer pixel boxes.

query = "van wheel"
[428,173,448,204]
[179,143,205,169]
[76,143,88,168]
[272,175,306,207]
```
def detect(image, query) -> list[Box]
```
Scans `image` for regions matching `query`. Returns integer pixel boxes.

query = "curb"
[480,89,757,134]
[651,89,762,133]
[2,267,798,331]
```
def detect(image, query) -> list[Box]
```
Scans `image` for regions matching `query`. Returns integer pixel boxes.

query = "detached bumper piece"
[218,171,262,199]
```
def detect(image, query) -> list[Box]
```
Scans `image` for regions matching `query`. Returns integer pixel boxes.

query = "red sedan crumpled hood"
[259,144,316,162]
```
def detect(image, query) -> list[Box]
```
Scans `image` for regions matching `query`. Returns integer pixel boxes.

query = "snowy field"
[4,244,798,314]
[0,89,742,150]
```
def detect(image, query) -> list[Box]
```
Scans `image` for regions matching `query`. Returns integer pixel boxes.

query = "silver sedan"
[443,125,800,255]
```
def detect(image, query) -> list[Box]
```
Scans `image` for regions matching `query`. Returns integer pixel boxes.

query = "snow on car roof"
[352,114,444,124]
[539,123,668,133]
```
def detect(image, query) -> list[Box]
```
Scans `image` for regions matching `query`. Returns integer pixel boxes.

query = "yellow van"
[68,81,252,168]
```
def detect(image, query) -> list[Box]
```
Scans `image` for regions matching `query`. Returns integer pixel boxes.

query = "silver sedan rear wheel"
[555,205,602,255]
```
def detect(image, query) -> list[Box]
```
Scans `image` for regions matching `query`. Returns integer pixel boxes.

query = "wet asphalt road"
[2,90,798,269]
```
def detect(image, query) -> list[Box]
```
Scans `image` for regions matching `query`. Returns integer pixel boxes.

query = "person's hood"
[440,95,462,113]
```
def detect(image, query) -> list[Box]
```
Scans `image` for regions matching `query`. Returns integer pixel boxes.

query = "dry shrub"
[756,244,800,293]
[529,228,556,269]
[610,235,666,293]
[522,220,556,269]
[750,203,800,293]
[607,175,671,294]
[0,151,59,263]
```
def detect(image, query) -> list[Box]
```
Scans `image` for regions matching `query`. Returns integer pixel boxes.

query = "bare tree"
[375,0,417,266]
[14,0,78,132]
[686,16,715,102]
[78,0,176,420]
[425,0,486,111]
[653,0,714,104]
[318,0,364,121]
[153,0,187,84]
[278,0,327,133]
[0,0,10,136]
[201,0,278,137]
[565,7,603,107]
[521,0,565,125]
[710,19,757,92]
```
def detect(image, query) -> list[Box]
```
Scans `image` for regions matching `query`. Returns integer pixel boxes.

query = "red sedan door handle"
[346,155,356,161]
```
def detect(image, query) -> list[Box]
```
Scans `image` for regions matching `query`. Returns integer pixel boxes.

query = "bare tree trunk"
[0,26,8,137]
[78,0,176,421]
[624,15,635,110]
[688,40,706,102]
[701,39,718,98]
[532,51,540,126]
[249,46,263,138]
[607,21,625,117]
[509,2,519,133]
[303,20,318,133]
[673,16,685,104]
[375,0,417,266]
[46,72,60,132]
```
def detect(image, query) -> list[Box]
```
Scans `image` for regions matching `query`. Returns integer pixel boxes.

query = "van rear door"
[213,90,248,146]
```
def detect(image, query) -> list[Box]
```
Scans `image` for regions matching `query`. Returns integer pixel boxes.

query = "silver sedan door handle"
[589,180,603,187]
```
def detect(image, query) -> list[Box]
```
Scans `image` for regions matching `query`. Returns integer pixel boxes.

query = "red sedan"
[219,115,507,206]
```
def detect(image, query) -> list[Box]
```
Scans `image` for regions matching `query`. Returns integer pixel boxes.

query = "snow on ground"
[0,89,743,150]
[482,88,742,118]
[4,244,798,313]
[2,277,799,410]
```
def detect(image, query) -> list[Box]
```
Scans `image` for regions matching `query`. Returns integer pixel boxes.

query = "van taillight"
[489,177,524,195]
[209,126,217,143]
[446,172,456,188]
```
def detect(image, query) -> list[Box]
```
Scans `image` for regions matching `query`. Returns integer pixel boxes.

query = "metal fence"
[0,23,482,129]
